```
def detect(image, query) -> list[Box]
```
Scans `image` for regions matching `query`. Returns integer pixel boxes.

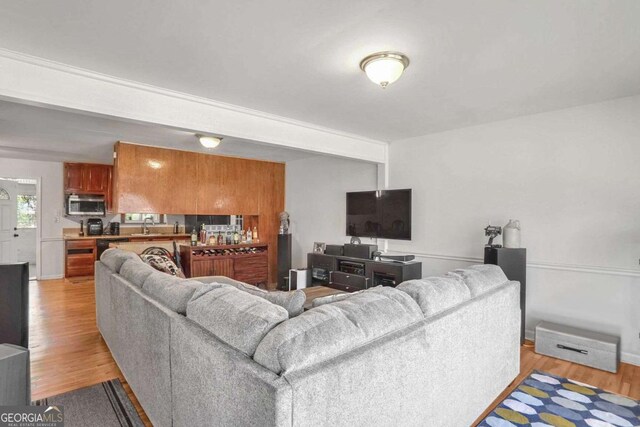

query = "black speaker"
[344,243,378,260]
[484,247,526,344]
[325,245,344,256]
[277,234,292,290]
[0,263,29,348]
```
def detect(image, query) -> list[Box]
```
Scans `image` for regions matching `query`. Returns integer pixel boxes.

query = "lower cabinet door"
[66,253,95,277]
[234,256,268,285]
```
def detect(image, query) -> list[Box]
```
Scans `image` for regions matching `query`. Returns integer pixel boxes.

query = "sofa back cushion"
[397,275,471,317]
[142,272,213,315]
[311,290,363,308]
[187,286,288,357]
[449,264,508,297]
[101,248,141,273]
[253,286,423,374]
[194,275,306,317]
[119,259,157,288]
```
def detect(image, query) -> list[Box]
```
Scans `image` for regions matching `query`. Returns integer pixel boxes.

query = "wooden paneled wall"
[113,142,285,287]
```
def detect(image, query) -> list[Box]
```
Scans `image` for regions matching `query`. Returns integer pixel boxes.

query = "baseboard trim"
[388,250,640,278]
[525,328,639,367]
[39,274,64,280]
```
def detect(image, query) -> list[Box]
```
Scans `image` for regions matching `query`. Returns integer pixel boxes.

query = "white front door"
[0,179,18,263]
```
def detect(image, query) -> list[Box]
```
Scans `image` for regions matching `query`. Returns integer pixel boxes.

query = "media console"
[307,249,422,292]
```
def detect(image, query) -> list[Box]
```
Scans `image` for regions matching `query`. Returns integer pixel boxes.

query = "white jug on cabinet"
[503,219,521,248]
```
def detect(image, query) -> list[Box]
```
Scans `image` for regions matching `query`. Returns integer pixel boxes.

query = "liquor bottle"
[190,227,198,246]
[199,223,207,244]
[226,230,232,245]
[217,231,224,246]
[240,229,246,243]
[208,235,216,245]
[253,226,259,243]
[233,229,240,244]
[246,227,252,243]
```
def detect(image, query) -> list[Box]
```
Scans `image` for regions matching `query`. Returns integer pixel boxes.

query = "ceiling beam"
[0,48,388,164]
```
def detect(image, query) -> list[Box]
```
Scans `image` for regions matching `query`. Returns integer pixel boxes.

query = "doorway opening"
[0,177,38,279]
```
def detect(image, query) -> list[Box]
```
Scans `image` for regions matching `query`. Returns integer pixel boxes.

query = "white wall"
[285,156,379,269]
[0,159,65,279]
[388,95,640,364]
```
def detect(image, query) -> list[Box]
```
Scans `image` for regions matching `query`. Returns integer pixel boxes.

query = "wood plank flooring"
[29,278,639,426]
[29,277,151,426]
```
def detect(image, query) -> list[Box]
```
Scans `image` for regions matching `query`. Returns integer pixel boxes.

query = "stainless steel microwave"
[66,195,106,216]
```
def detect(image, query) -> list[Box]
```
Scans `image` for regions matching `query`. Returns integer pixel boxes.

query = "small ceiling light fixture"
[197,134,222,149]
[359,51,410,89]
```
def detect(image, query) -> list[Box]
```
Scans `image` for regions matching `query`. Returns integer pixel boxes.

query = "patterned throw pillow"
[140,254,186,278]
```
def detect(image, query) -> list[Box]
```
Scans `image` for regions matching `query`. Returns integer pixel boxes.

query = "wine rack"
[191,245,267,258]
[180,243,269,286]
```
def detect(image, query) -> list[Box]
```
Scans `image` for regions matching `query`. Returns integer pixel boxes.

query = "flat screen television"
[346,189,411,240]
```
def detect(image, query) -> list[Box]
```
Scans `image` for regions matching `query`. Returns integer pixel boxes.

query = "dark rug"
[479,370,640,426]
[33,378,144,427]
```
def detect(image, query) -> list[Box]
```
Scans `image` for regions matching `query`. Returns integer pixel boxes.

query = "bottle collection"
[190,224,259,247]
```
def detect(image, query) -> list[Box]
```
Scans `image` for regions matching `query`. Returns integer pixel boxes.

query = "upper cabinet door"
[64,162,113,196]
[64,163,85,193]
[196,154,256,215]
[84,164,111,194]
[113,142,198,214]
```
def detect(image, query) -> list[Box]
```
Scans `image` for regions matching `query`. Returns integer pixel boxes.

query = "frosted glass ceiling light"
[198,135,222,148]
[360,52,410,89]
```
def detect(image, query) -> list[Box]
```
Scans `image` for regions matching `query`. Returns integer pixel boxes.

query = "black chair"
[0,262,29,348]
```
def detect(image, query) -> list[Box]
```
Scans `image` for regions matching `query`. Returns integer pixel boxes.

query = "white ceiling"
[0,101,316,163]
[0,0,639,142]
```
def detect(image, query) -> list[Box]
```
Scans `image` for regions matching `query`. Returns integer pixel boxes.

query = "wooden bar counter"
[179,243,269,287]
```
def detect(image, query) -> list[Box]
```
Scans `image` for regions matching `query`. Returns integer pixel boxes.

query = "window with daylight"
[17,194,37,228]
[122,213,166,224]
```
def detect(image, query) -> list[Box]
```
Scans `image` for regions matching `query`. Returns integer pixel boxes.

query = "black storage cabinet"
[0,263,29,348]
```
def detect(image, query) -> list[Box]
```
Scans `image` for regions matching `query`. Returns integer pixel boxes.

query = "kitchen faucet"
[142,216,155,235]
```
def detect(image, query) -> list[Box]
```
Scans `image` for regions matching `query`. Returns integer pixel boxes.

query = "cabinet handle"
[557,344,588,355]
[13,233,19,237]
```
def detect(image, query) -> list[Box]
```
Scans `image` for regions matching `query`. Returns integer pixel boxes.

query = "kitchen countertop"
[64,233,190,241]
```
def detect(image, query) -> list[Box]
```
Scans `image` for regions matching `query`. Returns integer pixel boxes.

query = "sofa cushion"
[187,286,288,357]
[194,275,306,317]
[119,259,158,288]
[397,275,471,317]
[142,272,212,314]
[449,264,508,297]
[253,286,423,374]
[101,248,141,273]
[311,290,363,308]
[140,253,186,278]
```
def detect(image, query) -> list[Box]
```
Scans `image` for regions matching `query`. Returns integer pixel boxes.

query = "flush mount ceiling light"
[197,134,222,148]
[359,51,410,89]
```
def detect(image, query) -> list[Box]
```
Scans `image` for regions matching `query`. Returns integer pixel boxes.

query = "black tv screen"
[346,189,411,240]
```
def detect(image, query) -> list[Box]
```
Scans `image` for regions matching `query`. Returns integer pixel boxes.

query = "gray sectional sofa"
[95,249,520,427]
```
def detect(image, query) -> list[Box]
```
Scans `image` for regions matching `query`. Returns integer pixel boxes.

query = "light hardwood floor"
[30,278,640,426]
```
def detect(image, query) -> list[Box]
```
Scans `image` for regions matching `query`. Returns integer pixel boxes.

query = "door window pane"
[17,195,37,228]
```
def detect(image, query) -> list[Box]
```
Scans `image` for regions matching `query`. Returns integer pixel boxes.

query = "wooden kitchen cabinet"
[64,162,113,211]
[64,163,85,193]
[84,164,111,193]
[65,239,96,277]
[113,142,197,214]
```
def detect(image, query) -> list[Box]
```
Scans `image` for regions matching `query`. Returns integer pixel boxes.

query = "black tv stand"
[307,248,422,292]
